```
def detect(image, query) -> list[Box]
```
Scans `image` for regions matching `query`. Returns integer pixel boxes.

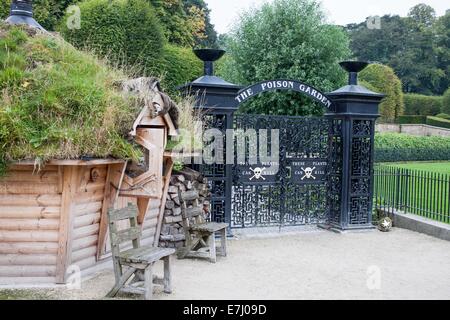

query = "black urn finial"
[5,0,46,31]
[193,49,226,76]
[339,61,369,85]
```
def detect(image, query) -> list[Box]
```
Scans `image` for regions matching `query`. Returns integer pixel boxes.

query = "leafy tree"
[183,0,218,47]
[359,64,404,122]
[346,4,449,95]
[150,0,194,47]
[219,0,350,116]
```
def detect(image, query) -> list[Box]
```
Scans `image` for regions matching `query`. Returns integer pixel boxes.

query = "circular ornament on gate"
[378,217,393,232]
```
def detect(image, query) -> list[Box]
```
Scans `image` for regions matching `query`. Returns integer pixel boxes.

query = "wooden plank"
[8,165,58,172]
[13,159,125,166]
[110,227,141,245]
[73,223,100,240]
[137,198,151,225]
[74,213,100,228]
[0,230,59,242]
[0,206,60,219]
[0,194,61,206]
[0,254,57,266]
[0,266,56,277]
[108,205,138,222]
[55,166,78,284]
[154,157,174,247]
[0,182,59,194]
[2,170,59,183]
[0,242,58,254]
[0,218,59,231]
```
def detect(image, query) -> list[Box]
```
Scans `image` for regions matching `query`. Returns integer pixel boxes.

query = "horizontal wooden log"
[0,194,61,206]
[0,242,58,254]
[74,201,103,217]
[74,256,96,271]
[141,227,156,240]
[0,182,59,194]
[0,206,60,219]
[0,254,57,266]
[72,235,98,251]
[71,246,97,263]
[0,218,59,231]
[0,265,56,277]
[143,218,158,229]
[74,213,100,229]
[0,276,56,285]
[1,171,59,183]
[80,181,106,194]
[144,209,160,220]
[75,191,105,205]
[8,165,58,172]
[73,223,100,240]
[0,230,59,242]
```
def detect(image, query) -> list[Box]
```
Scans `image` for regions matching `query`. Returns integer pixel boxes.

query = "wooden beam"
[97,162,127,259]
[55,166,78,284]
[154,157,174,247]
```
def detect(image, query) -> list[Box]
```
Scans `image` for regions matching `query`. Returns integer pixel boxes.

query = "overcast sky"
[205,0,449,34]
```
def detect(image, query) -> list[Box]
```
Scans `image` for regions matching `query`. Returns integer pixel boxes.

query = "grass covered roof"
[0,23,142,174]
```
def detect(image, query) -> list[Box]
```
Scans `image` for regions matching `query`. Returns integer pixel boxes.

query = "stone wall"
[376,124,450,137]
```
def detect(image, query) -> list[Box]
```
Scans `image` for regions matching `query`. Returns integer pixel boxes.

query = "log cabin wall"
[0,165,62,285]
[0,162,125,285]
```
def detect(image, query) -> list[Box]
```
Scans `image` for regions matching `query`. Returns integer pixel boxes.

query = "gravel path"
[2,227,450,300]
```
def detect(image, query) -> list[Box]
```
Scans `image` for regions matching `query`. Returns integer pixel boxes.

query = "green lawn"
[374,161,450,224]
[385,162,450,175]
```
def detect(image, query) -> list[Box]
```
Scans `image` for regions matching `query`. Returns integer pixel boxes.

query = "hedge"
[443,88,450,114]
[397,115,427,124]
[404,93,443,116]
[436,113,450,120]
[60,0,164,76]
[426,116,450,129]
[359,64,404,122]
[158,44,203,96]
[375,133,450,162]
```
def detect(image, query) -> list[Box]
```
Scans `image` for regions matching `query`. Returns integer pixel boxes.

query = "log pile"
[159,167,210,248]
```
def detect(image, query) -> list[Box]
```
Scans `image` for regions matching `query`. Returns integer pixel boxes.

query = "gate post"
[179,49,242,229]
[326,61,385,231]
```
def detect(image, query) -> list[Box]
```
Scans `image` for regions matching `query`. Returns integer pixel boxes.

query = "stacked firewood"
[159,167,210,248]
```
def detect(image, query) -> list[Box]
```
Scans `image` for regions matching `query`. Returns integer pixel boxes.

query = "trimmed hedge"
[404,93,443,116]
[375,133,450,162]
[436,113,450,120]
[60,0,164,76]
[426,116,450,129]
[443,88,450,114]
[397,115,427,124]
[359,64,404,122]
[158,44,202,96]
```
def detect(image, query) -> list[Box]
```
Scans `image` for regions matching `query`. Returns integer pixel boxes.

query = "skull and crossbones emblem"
[249,167,266,180]
[301,167,316,180]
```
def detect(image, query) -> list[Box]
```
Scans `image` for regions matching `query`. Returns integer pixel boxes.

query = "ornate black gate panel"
[231,114,330,228]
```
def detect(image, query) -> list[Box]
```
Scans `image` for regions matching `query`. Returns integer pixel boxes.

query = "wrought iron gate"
[231,114,331,228]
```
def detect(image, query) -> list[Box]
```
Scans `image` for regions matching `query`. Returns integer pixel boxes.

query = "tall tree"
[220,0,350,116]
[346,3,449,95]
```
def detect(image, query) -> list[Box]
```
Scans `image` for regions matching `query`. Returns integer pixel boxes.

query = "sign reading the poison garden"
[235,80,333,110]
